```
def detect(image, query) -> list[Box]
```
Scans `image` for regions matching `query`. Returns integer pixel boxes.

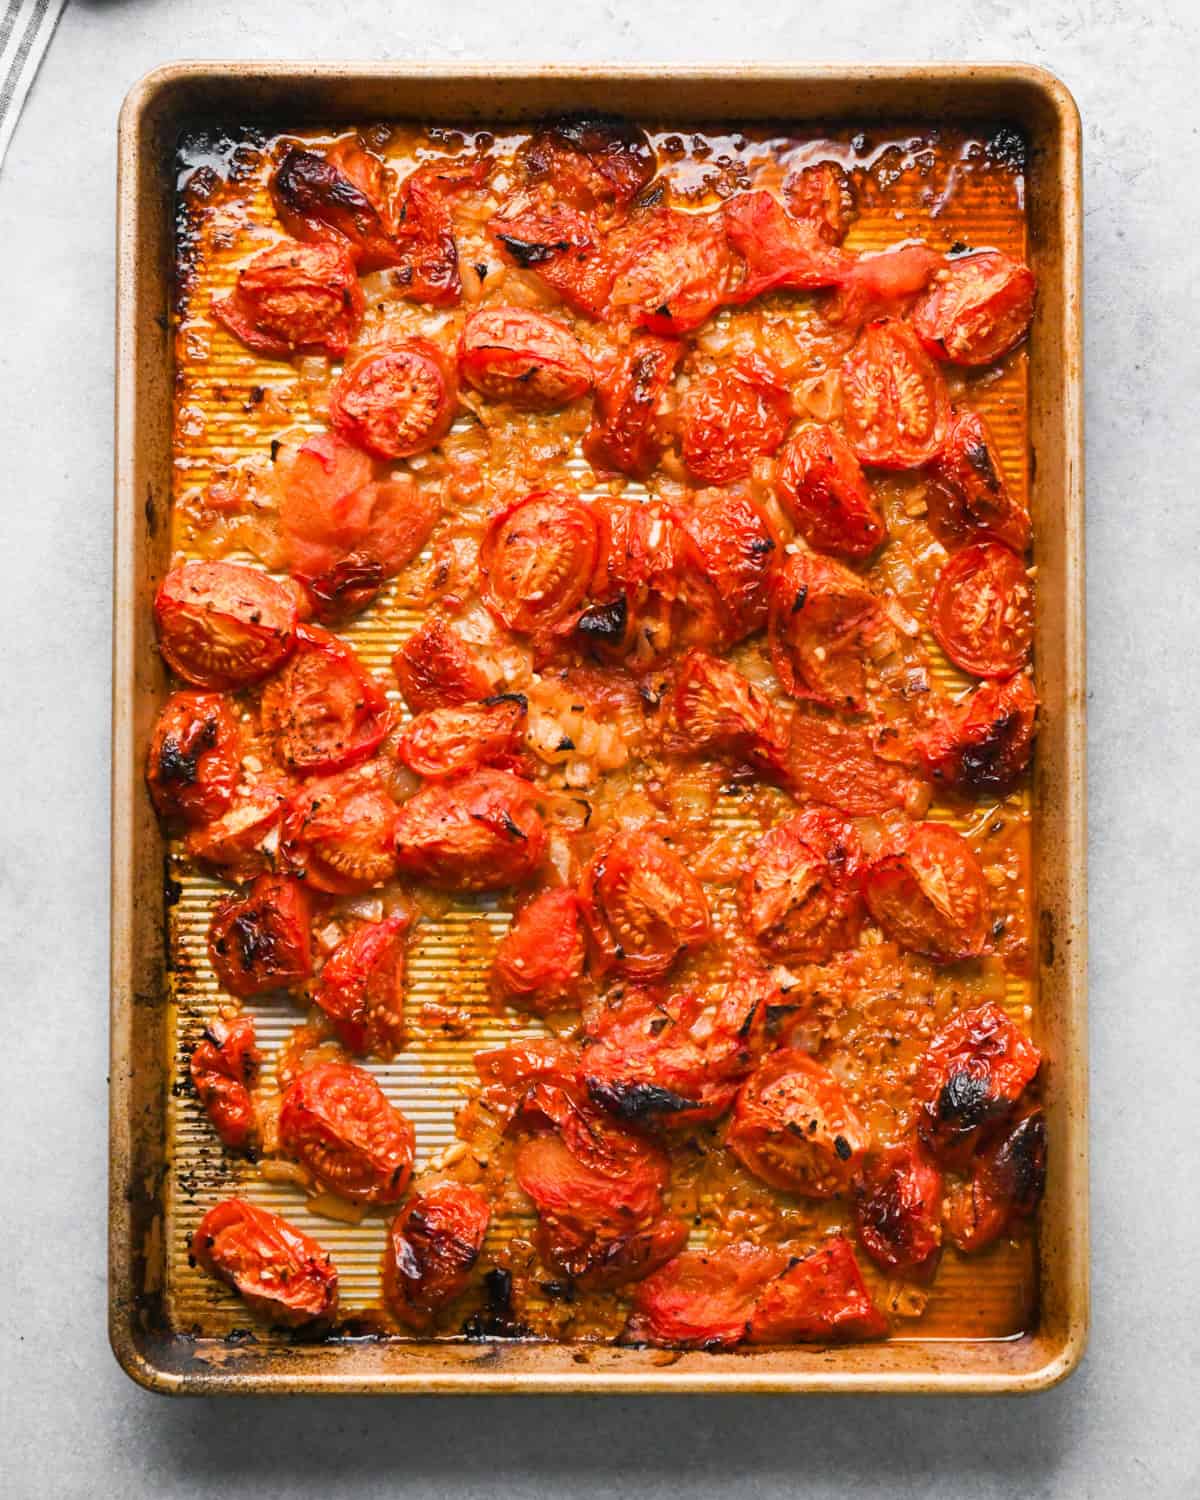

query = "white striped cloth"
[0,0,66,168]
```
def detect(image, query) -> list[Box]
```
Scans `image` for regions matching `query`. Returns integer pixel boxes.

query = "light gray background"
[1,2,1196,1495]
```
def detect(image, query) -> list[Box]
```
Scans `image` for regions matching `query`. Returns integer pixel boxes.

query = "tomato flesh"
[392,768,547,891]
[927,407,1031,553]
[314,914,409,1057]
[679,357,793,485]
[260,624,390,775]
[154,561,297,690]
[841,318,950,469]
[775,423,886,558]
[911,673,1038,796]
[683,488,776,641]
[189,1015,260,1151]
[787,711,920,815]
[740,808,866,963]
[864,821,991,963]
[392,617,493,713]
[931,541,1034,679]
[192,1198,338,1326]
[459,306,592,408]
[767,550,885,711]
[328,339,457,459]
[490,202,614,315]
[627,1243,788,1349]
[912,250,1036,366]
[395,696,527,780]
[784,161,856,243]
[722,189,852,301]
[584,335,682,479]
[579,828,711,979]
[491,887,587,1013]
[283,769,400,893]
[185,781,288,885]
[607,206,739,335]
[279,1061,415,1204]
[271,141,401,272]
[748,1235,887,1343]
[479,491,600,636]
[670,648,791,783]
[212,239,364,358]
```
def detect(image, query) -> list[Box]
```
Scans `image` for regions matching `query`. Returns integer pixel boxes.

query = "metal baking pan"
[111,62,1086,1395]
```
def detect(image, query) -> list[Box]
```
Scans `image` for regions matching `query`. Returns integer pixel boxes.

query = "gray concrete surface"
[0,2,1196,1495]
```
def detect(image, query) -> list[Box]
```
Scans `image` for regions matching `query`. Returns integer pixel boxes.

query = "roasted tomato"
[740,809,866,963]
[280,1061,415,1204]
[579,828,711,979]
[787,711,921,816]
[931,542,1034,679]
[154,561,297,690]
[826,243,943,329]
[278,431,373,576]
[783,161,856,243]
[768,550,885,710]
[911,673,1038,797]
[519,114,657,209]
[607,206,739,335]
[260,624,390,775]
[208,874,312,998]
[926,407,1032,553]
[841,319,950,469]
[185,781,288,884]
[583,335,682,479]
[387,154,492,307]
[328,339,457,460]
[491,887,588,1014]
[678,358,793,485]
[912,250,1036,366]
[748,1235,887,1343]
[479,491,600,636]
[489,202,614,316]
[775,424,887,558]
[147,691,241,824]
[626,1243,788,1349]
[914,1002,1042,1167]
[393,768,547,891]
[191,1199,338,1326]
[459,307,592,409]
[864,822,990,963]
[852,1144,944,1278]
[189,1015,260,1151]
[396,695,527,780]
[722,190,852,301]
[314,914,409,1057]
[271,140,400,272]
[392,617,492,713]
[683,488,776,640]
[728,1049,869,1197]
[211,240,364,358]
[283,769,399,894]
[670,649,791,782]
[946,1108,1046,1251]
[383,1182,492,1329]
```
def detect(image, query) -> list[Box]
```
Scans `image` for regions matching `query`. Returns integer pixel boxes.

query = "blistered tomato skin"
[739,808,866,964]
[912,673,1039,797]
[912,250,1036,366]
[767,551,885,711]
[271,140,400,272]
[189,1016,260,1151]
[192,1199,338,1326]
[852,1144,944,1278]
[314,914,409,1057]
[491,887,587,1013]
[927,407,1032,554]
[775,424,887,559]
[748,1236,887,1343]
[147,692,241,825]
[207,874,313,998]
[283,770,400,894]
[383,1182,492,1330]
[154,562,298,690]
[626,1243,788,1349]
[395,696,527,781]
[392,769,547,892]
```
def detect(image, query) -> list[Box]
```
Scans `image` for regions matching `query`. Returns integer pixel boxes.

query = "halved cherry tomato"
[841,319,950,469]
[775,424,886,558]
[767,550,885,710]
[679,357,793,485]
[913,1001,1041,1167]
[392,768,547,891]
[607,206,739,335]
[926,407,1031,553]
[728,1049,869,1197]
[283,768,399,893]
[271,140,400,272]
[491,887,587,1014]
[260,624,390,775]
[489,202,614,316]
[931,542,1034,679]
[946,1107,1046,1251]
[670,649,791,782]
[739,808,865,963]
[787,711,921,816]
[388,155,492,307]
[147,691,241,824]
[912,250,1036,366]
[459,307,592,409]
[911,673,1038,797]
[383,1181,492,1329]
[579,828,711,979]
[748,1235,887,1343]
[189,1015,260,1151]
[519,114,657,209]
[191,1199,338,1326]
[279,1060,415,1204]
[722,190,852,302]
[391,617,493,713]
[852,1143,944,1278]
[479,491,600,636]
[826,243,943,329]
[784,161,856,243]
[626,1242,788,1349]
[314,914,409,1057]
[154,561,297,690]
[208,873,312,997]
[185,781,288,885]
[583,335,682,479]
[328,339,457,460]
[864,822,990,963]
[683,488,777,641]
[211,240,364,358]
[396,695,527,780]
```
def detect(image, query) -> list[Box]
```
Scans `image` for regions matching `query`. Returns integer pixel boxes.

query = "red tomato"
[189,1015,260,1151]
[489,203,614,316]
[787,711,921,816]
[191,1199,338,1326]
[211,240,364,358]
[328,339,457,460]
[722,190,852,302]
[271,141,400,272]
[303,557,387,623]
[913,1001,1041,1167]
[826,243,943,329]
[678,357,793,485]
[388,155,492,307]
[491,887,588,1014]
[748,1235,887,1343]
[392,768,547,891]
[626,1243,788,1349]
[852,1144,944,1278]
[519,115,657,209]
[767,550,885,710]
[314,914,409,1057]
[207,874,312,998]
[479,491,600,636]
[283,769,400,893]
[278,432,374,576]
[474,1035,581,1124]
[383,1182,492,1329]
[865,822,990,963]
[739,809,866,963]
[184,781,288,885]
[931,542,1034,679]
[579,828,711,980]
[775,424,886,558]
[911,673,1038,797]
[670,648,791,783]
[583,335,682,479]
[154,561,297,690]
[260,624,390,775]
[279,1061,415,1204]
[728,1049,869,1197]
[926,407,1032,553]
[912,250,1036,366]
[391,617,493,713]
[946,1108,1046,1251]
[147,691,241,824]
[841,319,950,469]
[395,695,527,780]
[783,161,856,243]
[607,206,739,335]
[459,307,592,409]
[683,488,777,640]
